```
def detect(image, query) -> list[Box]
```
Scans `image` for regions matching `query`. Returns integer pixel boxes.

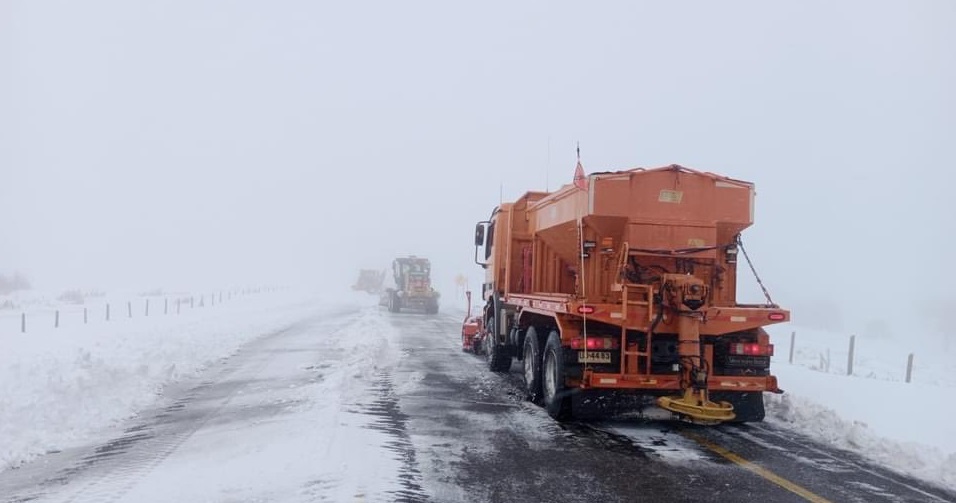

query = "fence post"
[84,307,88,324]
[164,298,168,315]
[905,353,914,383]
[106,303,110,321]
[128,301,132,318]
[145,299,149,317]
[788,331,796,364]
[21,313,26,333]
[177,298,181,314]
[190,297,194,309]
[847,335,855,376]
[55,310,60,328]
[219,291,222,303]
[211,293,215,306]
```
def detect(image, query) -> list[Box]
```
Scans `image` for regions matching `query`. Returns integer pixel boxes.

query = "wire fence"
[0,287,279,335]
[776,329,953,387]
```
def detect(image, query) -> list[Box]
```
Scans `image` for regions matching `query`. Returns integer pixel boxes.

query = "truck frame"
[470,164,789,423]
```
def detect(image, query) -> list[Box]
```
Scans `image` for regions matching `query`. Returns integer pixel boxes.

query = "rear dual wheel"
[712,391,766,423]
[542,330,571,420]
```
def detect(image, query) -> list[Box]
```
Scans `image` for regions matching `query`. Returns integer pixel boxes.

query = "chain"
[736,236,777,307]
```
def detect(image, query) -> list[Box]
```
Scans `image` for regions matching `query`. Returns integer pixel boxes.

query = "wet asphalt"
[386,310,956,503]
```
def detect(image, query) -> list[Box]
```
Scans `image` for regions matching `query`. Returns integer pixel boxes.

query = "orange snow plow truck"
[352,269,386,294]
[469,164,789,424]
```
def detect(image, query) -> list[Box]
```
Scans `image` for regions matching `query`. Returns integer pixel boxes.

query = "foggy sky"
[2,1,954,338]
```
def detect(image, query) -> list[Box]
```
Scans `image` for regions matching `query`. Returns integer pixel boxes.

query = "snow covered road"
[2,302,954,502]
[1,303,422,502]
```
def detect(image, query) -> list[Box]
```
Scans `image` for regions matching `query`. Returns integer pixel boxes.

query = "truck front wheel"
[523,326,543,403]
[485,316,511,372]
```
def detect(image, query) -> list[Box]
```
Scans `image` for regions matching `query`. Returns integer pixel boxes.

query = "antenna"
[499,182,503,205]
[546,135,551,192]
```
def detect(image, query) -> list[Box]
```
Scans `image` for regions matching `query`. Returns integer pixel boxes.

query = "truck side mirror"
[474,223,486,246]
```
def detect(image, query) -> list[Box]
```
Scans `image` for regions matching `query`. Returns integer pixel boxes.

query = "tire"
[510,326,524,356]
[485,316,511,372]
[542,330,572,420]
[523,327,543,403]
[713,392,765,423]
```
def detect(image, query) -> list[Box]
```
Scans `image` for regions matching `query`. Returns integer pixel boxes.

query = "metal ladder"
[620,283,655,375]
[614,243,656,376]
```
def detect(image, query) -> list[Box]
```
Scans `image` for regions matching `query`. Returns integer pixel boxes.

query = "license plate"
[578,351,612,364]
[726,355,770,367]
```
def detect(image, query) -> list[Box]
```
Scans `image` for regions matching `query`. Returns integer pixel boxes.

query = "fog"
[2,1,953,340]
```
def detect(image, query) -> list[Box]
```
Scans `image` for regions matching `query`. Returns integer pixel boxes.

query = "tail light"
[768,312,786,321]
[729,342,774,356]
[569,337,620,350]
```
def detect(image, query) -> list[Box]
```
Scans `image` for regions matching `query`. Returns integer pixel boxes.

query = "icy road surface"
[2,304,954,503]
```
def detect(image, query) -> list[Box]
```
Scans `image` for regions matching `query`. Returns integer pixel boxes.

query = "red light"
[730,342,772,356]
[768,312,786,321]
[577,305,595,314]
[569,337,620,350]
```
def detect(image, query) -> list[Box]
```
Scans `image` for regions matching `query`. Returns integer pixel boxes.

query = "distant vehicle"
[467,164,789,424]
[380,256,440,314]
[352,269,386,294]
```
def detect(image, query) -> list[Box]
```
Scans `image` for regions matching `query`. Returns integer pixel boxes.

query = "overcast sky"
[2,1,954,338]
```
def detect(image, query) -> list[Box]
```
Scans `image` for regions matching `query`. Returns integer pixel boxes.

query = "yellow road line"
[681,431,833,503]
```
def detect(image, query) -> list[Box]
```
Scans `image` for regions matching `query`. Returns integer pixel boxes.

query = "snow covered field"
[766,325,956,491]
[0,287,359,474]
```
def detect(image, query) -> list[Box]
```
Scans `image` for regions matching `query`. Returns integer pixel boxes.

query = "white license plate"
[577,351,612,364]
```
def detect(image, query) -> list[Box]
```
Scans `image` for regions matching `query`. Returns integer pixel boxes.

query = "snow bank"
[0,287,353,473]
[766,325,956,491]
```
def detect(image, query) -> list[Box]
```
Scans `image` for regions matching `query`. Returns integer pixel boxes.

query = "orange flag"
[573,160,588,190]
